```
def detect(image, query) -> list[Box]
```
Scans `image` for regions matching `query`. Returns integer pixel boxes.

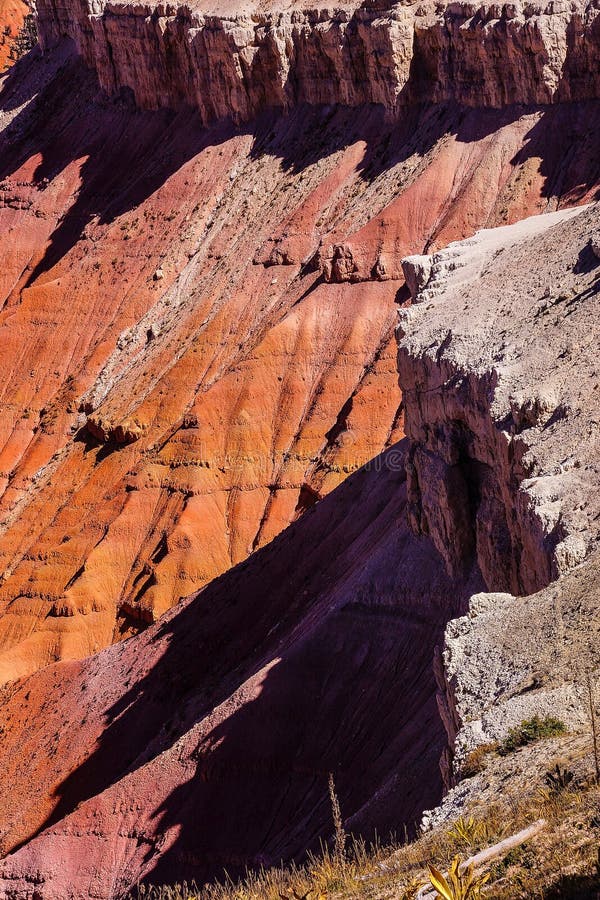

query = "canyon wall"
[0,199,597,900]
[2,25,599,683]
[35,0,600,122]
[0,4,599,891]
[422,551,600,831]
[397,202,600,787]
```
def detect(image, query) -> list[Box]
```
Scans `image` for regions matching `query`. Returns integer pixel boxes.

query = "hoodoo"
[0,0,599,897]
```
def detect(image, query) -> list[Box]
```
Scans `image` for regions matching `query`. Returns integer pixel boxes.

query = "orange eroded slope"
[1,50,599,683]
[0,0,28,71]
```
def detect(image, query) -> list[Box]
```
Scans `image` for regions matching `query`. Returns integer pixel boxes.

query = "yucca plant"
[446,816,487,848]
[428,856,490,900]
[544,764,575,792]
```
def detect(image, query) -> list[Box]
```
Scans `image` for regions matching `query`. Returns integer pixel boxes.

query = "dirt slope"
[1,41,600,683]
[0,0,28,72]
[0,442,483,897]
[0,201,598,900]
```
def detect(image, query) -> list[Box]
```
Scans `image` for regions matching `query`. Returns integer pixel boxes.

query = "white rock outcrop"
[397,202,600,782]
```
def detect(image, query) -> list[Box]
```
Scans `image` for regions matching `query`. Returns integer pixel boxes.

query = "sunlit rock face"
[0,0,600,893]
[35,0,600,120]
[2,3,600,681]
[0,0,29,71]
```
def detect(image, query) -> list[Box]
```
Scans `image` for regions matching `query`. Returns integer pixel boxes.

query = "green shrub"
[499,716,566,755]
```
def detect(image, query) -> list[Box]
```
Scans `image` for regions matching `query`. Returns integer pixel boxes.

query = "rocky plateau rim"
[69,0,586,22]
[35,0,600,124]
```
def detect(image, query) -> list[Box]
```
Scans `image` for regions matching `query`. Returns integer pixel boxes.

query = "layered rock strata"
[0,0,597,891]
[0,199,598,900]
[3,33,599,681]
[35,0,600,122]
[0,443,484,898]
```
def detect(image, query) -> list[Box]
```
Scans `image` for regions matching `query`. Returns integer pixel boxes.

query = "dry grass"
[129,838,398,900]
[460,744,499,779]
[128,748,600,900]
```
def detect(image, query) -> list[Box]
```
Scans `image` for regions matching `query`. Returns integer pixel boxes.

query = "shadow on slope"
[3,42,600,289]
[7,444,482,889]
[0,42,239,288]
[510,101,600,205]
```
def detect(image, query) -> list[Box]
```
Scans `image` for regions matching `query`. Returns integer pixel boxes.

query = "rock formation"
[2,0,600,683]
[0,0,30,70]
[35,0,600,121]
[398,207,596,594]
[397,202,600,787]
[1,0,600,895]
[0,194,598,900]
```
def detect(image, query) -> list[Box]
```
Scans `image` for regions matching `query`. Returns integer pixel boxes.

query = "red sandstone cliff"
[1,7,600,682]
[1,5,600,894]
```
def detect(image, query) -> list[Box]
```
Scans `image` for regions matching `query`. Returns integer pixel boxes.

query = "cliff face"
[0,199,597,900]
[35,0,600,122]
[3,25,599,684]
[398,207,594,596]
[1,1,600,891]
[397,202,600,788]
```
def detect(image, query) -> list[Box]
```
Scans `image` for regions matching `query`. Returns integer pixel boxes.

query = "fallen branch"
[416,818,547,899]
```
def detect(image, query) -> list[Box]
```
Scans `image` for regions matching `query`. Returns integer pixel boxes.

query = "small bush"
[460,743,498,778]
[498,716,566,755]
